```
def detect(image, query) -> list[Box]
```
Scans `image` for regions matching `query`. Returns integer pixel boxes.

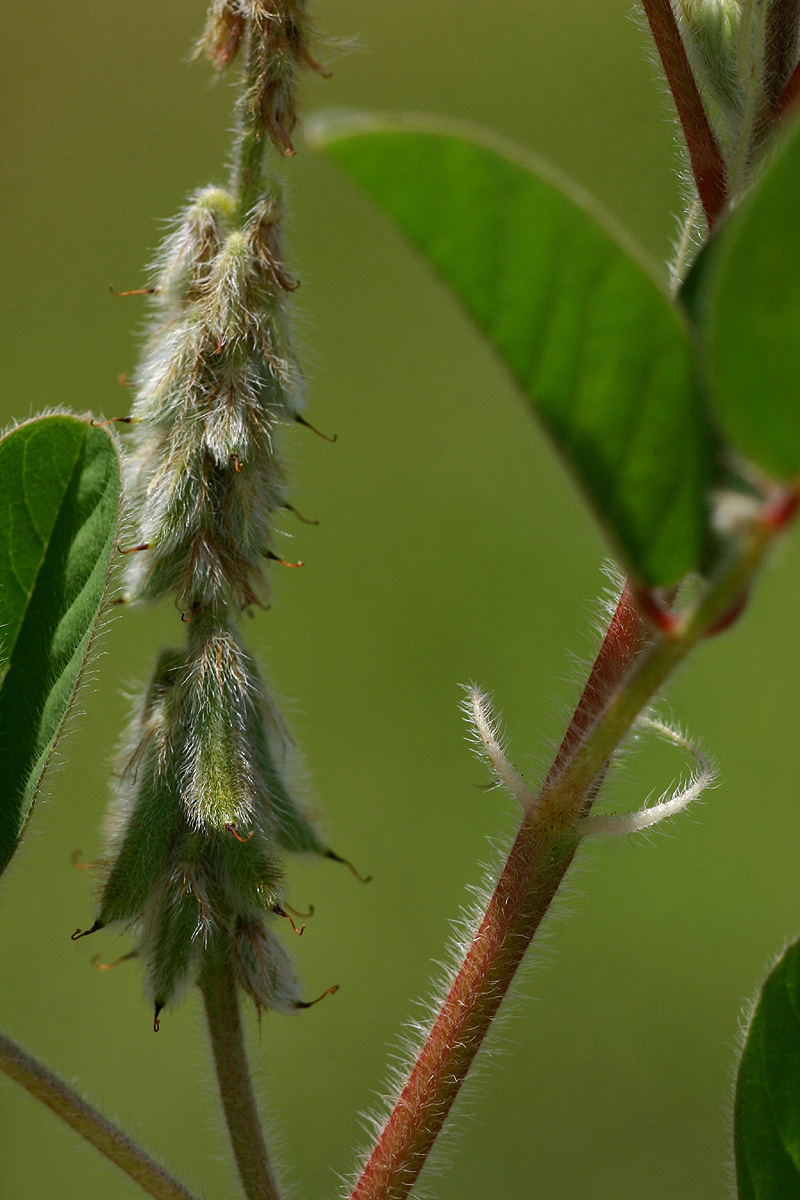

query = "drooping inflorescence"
[77,4,342,1030]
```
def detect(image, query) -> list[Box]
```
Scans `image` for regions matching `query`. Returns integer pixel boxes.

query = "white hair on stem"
[578,715,717,837]
[463,679,715,838]
[461,685,538,813]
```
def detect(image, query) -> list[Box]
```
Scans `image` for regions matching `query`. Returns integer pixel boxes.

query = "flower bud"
[156,187,236,306]
[250,695,327,855]
[143,863,212,1016]
[677,0,744,128]
[197,1,246,70]
[245,0,320,155]
[97,650,184,926]
[232,918,303,1015]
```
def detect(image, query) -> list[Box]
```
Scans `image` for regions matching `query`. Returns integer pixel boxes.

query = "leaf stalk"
[640,0,728,227]
[0,1030,199,1200]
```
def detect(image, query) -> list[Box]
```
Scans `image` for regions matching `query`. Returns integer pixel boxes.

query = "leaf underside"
[312,112,711,586]
[735,937,800,1199]
[0,414,121,875]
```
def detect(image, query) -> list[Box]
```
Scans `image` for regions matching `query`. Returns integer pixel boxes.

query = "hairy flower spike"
[124,188,302,614]
[88,1,337,1026]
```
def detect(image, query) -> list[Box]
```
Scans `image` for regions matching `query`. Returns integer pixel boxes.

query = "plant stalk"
[199,953,282,1200]
[348,505,790,1200]
[0,1030,199,1200]
[231,22,269,222]
[640,0,728,227]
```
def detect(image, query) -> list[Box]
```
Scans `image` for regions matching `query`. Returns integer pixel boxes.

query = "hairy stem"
[199,953,282,1200]
[640,0,728,227]
[0,1031,199,1200]
[232,22,269,222]
[349,503,792,1200]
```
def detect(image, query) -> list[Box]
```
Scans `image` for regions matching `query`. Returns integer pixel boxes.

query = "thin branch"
[199,952,282,1200]
[348,496,795,1200]
[640,0,728,228]
[0,1030,199,1200]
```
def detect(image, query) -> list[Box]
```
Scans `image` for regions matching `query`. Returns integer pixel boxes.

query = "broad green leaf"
[310,112,710,586]
[0,414,121,875]
[735,937,800,1199]
[698,117,800,478]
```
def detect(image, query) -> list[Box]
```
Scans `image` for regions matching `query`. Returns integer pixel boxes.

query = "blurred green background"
[2,3,800,1198]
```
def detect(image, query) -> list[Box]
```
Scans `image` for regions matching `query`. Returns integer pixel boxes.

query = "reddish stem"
[640,0,728,228]
[549,584,647,774]
[349,588,646,1200]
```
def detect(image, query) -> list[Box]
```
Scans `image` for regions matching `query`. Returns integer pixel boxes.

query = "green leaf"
[697,117,800,478]
[310,112,710,586]
[735,937,800,1199]
[0,413,121,875]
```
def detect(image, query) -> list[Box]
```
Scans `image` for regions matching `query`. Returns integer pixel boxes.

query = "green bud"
[205,231,252,345]
[144,864,209,1019]
[97,650,184,926]
[232,918,303,1015]
[179,615,268,830]
[677,0,744,126]
[250,701,327,855]
[156,187,236,307]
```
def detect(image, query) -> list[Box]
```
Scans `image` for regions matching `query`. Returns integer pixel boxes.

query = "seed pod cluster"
[86,5,334,1027]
